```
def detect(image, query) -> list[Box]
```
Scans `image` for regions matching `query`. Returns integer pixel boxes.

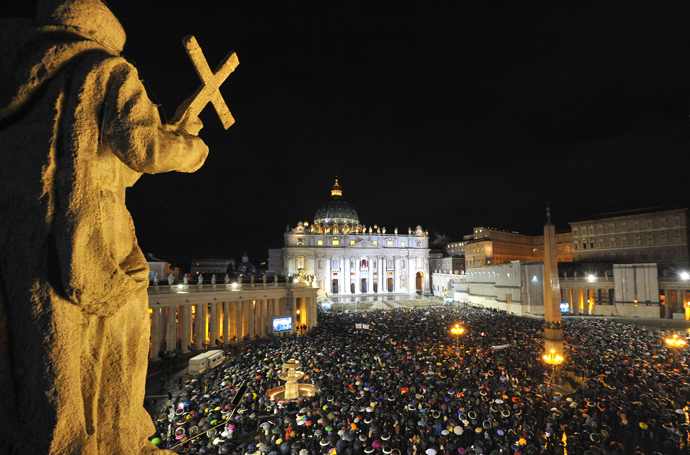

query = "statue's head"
[37,0,126,53]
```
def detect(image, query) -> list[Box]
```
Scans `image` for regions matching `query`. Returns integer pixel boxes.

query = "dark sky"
[6,2,690,265]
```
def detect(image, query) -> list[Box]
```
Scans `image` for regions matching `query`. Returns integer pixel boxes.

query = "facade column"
[324,256,331,294]
[344,255,350,294]
[181,305,192,353]
[367,255,373,294]
[665,289,672,319]
[355,257,361,294]
[166,305,177,353]
[150,308,161,359]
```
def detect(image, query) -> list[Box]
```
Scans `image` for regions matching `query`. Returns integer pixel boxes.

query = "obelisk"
[543,206,564,357]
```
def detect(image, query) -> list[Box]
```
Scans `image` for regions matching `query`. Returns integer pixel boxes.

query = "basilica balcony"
[360,267,369,273]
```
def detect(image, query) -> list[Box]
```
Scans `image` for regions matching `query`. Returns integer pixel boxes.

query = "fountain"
[266,359,317,400]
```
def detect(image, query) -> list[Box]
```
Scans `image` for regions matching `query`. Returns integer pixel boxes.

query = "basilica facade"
[268,179,430,296]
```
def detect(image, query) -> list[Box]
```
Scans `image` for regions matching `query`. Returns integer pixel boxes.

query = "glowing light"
[450,324,465,336]
[543,349,563,365]
[681,272,690,281]
[666,333,687,348]
[587,275,596,282]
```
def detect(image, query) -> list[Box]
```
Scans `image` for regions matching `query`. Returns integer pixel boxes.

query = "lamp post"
[543,348,564,393]
[665,333,687,364]
[450,324,465,351]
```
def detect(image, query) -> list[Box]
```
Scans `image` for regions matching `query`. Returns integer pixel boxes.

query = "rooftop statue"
[0,1,236,454]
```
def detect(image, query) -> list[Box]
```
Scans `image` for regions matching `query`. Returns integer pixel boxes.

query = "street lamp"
[665,333,687,364]
[450,324,465,349]
[543,349,564,391]
[665,333,687,348]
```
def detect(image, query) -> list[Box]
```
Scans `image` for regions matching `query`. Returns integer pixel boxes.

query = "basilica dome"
[313,178,359,226]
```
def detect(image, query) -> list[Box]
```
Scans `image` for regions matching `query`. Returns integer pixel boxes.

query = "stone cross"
[175,35,239,129]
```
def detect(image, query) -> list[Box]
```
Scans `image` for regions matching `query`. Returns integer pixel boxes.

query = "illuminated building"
[570,207,689,264]
[464,226,572,267]
[268,178,430,295]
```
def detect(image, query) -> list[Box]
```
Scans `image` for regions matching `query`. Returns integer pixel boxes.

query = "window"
[373,240,378,245]
[589,226,594,235]
[387,240,393,246]
[608,224,615,233]
[318,260,323,269]
[661,232,667,244]
[647,220,653,229]
[317,239,323,246]
[332,239,340,245]
[621,222,627,232]
[610,238,616,247]
[297,257,304,268]
[574,241,579,250]
[660,218,666,228]
[674,217,680,227]
[333,259,338,268]
[597,225,603,234]
[647,235,654,245]
[622,237,628,246]
[297,237,304,245]
[634,221,640,231]
[675,230,682,243]
[634,235,641,246]
[598,239,605,248]
[590,239,594,249]
[401,241,406,247]
[350,240,355,245]
[387,259,392,268]
[573,228,579,236]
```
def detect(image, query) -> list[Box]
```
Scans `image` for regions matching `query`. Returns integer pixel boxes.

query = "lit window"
[332,240,340,246]
[387,241,393,246]
[350,240,355,245]
[317,240,323,245]
[297,237,304,245]
[401,241,406,247]
[373,240,378,245]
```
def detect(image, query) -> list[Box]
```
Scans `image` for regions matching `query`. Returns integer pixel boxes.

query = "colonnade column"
[181,305,192,353]
[209,302,219,347]
[234,301,242,342]
[222,302,230,347]
[166,305,177,353]
[150,308,161,359]
[194,304,204,349]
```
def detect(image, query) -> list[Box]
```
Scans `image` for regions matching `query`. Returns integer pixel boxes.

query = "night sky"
[5,2,690,265]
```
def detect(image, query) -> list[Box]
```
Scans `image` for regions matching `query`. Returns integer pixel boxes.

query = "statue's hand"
[177,114,203,136]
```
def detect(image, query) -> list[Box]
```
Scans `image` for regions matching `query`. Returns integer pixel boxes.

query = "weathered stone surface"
[0,1,209,453]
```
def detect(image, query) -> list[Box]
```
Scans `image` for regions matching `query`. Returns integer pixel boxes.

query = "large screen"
[273,316,292,332]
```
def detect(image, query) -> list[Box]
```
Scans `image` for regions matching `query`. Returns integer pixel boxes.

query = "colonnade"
[148,289,317,359]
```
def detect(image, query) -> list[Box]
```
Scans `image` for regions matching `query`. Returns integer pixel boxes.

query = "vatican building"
[269,178,430,298]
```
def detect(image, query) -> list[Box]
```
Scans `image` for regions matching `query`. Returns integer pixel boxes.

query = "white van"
[188,350,224,375]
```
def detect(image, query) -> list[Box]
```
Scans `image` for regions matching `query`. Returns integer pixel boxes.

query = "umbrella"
[426,449,437,455]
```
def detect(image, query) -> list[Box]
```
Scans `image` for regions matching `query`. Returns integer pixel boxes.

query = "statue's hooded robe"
[0,1,208,453]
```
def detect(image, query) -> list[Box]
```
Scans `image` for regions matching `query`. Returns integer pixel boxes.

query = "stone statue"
[382,227,386,234]
[211,274,216,285]
[198,274,203,285]
[0,1,229,453]
[183,274,189,285]
[153,272,159,286]
[224,273,230,284]
[168,273,175,285]
[263,274,267,284]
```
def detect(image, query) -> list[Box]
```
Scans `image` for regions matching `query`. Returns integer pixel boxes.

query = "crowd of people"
[149,307,690,455]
